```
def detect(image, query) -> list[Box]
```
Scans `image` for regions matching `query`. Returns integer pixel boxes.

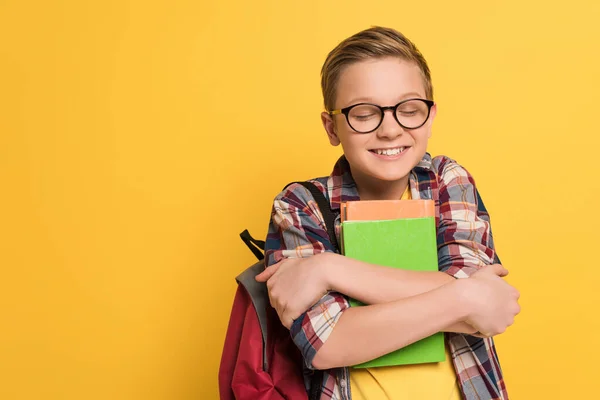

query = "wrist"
[318,252,340,292]
[449,279,473,321]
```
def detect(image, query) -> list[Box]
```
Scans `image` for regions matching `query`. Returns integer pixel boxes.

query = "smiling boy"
[257,27,520,400]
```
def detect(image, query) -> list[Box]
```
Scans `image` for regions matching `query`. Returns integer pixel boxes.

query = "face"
[321,57,436,195]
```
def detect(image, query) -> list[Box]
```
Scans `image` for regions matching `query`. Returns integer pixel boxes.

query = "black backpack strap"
[278,181,335,399]
[240,229,265,261]
[282,181,334,400]
[284,181,339,252]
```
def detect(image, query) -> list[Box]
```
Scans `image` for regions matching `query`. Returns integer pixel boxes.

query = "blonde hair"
[321,26,433,111]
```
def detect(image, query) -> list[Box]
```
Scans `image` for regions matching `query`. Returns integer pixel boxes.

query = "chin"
[373,174,410,183]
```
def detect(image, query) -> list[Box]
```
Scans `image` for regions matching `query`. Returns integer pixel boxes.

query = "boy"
[256,26,520,400]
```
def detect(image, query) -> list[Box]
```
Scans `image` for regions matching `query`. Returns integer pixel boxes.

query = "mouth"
[369,146,410,156]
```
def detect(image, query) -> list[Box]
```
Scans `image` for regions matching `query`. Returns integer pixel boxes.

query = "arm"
[311,262,518,370]
[260,252,475,334]
[323,253,475,334]
[264,183,350,369]
[325,253,454,303]
[435,157,497,278]
[311,279,470,369]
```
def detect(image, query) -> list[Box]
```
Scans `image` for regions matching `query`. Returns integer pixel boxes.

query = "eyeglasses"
[328,98,435,133]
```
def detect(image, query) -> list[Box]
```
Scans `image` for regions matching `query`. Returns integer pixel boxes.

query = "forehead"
[335,57,426,108]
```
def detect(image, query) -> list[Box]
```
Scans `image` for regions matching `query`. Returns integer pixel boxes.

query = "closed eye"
[399,110,418,116]
[354,113,377,120]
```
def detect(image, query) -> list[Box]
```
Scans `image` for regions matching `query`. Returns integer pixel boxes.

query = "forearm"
[324,253,474,335]
[325,253,455,304]
[312,280,470,370]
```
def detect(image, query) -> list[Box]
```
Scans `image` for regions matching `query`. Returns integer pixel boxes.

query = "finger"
[282,317,293,330]
[255,263,281,282]
[490,264,509,277]
[280,305,293,329]
[513,289,521,300]
[267,291,276,308]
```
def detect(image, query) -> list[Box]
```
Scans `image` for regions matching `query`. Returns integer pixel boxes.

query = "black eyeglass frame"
[328,98,435,133]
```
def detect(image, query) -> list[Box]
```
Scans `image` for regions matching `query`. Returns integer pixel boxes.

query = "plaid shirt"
[265,153,508,400]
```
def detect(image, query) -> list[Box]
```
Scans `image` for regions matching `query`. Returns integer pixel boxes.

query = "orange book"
[341,199,434,222]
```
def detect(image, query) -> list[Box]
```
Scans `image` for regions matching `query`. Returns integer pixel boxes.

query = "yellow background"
[1,1,599,399]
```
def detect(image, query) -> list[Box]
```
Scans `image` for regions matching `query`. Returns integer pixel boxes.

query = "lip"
[369,145,411,151]
[369,146,410,160]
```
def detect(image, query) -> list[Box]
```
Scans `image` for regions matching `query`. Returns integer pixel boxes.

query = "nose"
[376,109,403,140]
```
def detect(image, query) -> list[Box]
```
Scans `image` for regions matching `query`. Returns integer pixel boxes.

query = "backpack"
[219,181,337,400]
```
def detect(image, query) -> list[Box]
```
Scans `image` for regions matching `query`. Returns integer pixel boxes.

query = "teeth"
[376,147,404,156]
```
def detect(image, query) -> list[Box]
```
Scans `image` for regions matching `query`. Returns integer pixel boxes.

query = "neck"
[353,173,409,201]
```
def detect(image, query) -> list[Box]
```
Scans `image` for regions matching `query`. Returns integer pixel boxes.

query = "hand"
[256,253,331,329]
[457,264,521,338]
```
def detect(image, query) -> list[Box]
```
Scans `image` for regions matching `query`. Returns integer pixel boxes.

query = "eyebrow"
[344,92,425,107]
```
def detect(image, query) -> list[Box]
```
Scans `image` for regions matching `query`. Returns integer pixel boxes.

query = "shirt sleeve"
[264,183,350,369]
[434,157,497,279]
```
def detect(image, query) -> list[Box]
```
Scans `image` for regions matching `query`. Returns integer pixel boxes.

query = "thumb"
[255,263,281,282]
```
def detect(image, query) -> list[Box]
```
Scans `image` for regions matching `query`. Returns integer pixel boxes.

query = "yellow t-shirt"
[401,184,411,201]
[349,184,461,400]
[349,344,460,400]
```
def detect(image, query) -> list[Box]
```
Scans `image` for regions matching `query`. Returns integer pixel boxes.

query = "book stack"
[340,199,445,368]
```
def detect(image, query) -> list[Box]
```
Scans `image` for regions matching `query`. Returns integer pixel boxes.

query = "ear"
[321,112,341,146]
[427,103,437,139]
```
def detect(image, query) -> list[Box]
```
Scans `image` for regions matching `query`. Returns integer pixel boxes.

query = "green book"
[342,217,445,368]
